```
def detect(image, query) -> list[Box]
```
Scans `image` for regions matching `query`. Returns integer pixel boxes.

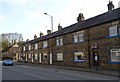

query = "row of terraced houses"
[2,2,120,70]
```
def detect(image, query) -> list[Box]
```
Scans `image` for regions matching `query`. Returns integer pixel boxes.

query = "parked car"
[2,60,14,66]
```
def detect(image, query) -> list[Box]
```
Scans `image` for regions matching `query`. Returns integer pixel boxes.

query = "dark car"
[2,60,14,66]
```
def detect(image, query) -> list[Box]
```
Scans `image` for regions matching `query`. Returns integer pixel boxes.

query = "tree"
[0,33,23,44]
[0,38,10,50]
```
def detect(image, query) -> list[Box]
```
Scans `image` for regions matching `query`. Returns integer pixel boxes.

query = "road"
[2,64,119,80]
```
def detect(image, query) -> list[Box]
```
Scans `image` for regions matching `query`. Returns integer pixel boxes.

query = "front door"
[32,54,34,63]
[50,54,52,65]
[39,54,41,63]
[92,48,99,66]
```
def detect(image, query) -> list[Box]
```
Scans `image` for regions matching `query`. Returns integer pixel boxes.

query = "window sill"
[56,60,63,62]
[108,61,120,64]
[106,35,120,38]
[42,47,48,49]
[56,45,63,47]
[73,41,84,44]
[72,61,86,63]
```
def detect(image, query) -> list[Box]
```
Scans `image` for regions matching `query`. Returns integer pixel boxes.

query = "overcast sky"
[0,0,120,41]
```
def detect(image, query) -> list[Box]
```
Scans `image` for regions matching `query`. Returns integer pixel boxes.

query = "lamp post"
[44,13,53,33]
[44,13,53,65]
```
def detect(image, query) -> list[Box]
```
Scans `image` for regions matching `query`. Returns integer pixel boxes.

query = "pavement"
[14,61,120,78]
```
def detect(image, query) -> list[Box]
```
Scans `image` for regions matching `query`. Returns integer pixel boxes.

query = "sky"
[0,0,120,41]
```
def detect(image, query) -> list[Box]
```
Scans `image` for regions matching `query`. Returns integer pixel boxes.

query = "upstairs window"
[23,46,25,51]
[74,35,78,42]
[56,37,63,46]
[28,45,31,50]
[110,49,120,62]
[35,43,38,49]
[43,41,48,48]
[109,25,118,36]
[118,24,120,35]
[73,31,84,43]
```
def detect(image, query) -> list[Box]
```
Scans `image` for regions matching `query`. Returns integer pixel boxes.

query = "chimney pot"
[40,32,43,37]
[107,1,114,11]
[58,23,62,31]
[34,34,37,39]
[47,30,51,35]
[77,13,85,23]
[26,39,29,41]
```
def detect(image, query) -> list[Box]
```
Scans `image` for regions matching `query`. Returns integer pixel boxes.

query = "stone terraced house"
[18,2,120,70]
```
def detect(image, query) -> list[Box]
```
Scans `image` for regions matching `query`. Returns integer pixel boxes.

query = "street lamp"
[44,13,53,65]
[44,13,53,33]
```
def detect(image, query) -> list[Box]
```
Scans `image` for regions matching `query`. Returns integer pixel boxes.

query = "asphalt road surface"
[2,64,119,80]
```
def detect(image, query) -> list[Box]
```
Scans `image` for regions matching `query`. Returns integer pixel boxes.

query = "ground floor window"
[28,54,31,59]
[56,53,63,61]
[43,53,47,59]
[34,54,38,60]
[110,49,120,62]
[74,51,85,61]
[23,54,25,59]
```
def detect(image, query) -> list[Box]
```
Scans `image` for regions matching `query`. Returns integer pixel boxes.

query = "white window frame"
[56,53,63,61]
[28,54,31,59]
[73,31,84,43]
[74,35,78,42]
[28,45,31,50]
[34,54,38,60]
[110,49,120,62]
[23,54,26,57]
[56,37,63,46]
[79,34,84,42]
[74,51,85,61]
[23,46,25,51]
[109,25,118,36]
[118,25,120,35]
[43,41,48,48]
[43,53,47,59]
[35,43,38,49]
[60,38,63,45]
[56,38,59,46]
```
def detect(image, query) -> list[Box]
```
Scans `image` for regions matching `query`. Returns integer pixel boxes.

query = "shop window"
[74,51,85,61]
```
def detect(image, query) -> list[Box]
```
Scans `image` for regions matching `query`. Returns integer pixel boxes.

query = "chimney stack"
[47,30,51,35]
[26,39,29,41]
[58,23,62,31]
[107,0,114,11]
[77,13,85,23]
[40,32,43,37]
[34,34,37,39]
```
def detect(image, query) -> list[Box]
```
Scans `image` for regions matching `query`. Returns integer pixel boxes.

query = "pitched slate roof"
[2,45,13,52]
[21,8,120,46]
[2,43,19,52]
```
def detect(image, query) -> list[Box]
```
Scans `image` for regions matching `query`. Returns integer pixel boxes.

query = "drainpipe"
[87,29,91,68]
